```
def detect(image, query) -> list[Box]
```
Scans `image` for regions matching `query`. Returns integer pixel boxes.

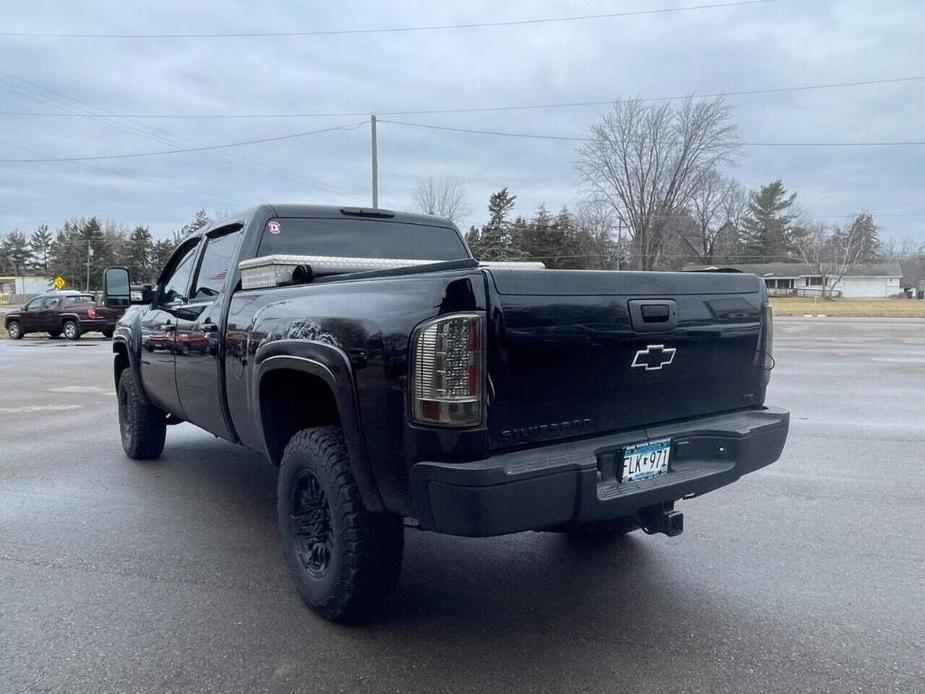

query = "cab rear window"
[64,295,94,305]
[256,217,469,261]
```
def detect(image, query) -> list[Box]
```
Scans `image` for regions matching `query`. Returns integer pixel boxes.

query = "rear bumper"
[410,406,789,536]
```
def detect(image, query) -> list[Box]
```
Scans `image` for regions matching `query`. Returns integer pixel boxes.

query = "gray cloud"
[0,0,922,242]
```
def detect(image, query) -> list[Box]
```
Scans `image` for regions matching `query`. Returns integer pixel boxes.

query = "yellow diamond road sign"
[53,276,66,290]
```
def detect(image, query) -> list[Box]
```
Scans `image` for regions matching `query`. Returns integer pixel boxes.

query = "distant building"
[0,275,52,303]
[683,262,904,298]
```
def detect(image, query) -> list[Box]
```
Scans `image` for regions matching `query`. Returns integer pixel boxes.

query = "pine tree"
[741,180,799,262]
[518,204,563,265]
[150,238,177,278]
[77,217,104,290]
[471,188,522,261]
[175,209,212,241]
[29,225,53,276]
[0,230,32,275]
[127,226,154,281]
[49,223,83,287]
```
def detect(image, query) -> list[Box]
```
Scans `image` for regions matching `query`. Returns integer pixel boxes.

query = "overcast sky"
[1,0,923,243]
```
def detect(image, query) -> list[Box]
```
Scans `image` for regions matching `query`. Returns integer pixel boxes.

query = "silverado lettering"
[501,419,594,441]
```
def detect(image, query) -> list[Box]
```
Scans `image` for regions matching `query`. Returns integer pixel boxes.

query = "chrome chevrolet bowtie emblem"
[631,344,677,371]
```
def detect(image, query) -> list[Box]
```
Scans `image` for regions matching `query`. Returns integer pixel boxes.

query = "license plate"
[621,439,671,482]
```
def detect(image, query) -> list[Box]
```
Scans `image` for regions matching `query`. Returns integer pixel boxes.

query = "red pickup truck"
[4,291,122,340]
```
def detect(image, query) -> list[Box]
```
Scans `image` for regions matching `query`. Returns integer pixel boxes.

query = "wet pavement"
[0,319,923,693]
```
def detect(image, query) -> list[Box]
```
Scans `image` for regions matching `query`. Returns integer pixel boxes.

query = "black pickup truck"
[103,204,788,620]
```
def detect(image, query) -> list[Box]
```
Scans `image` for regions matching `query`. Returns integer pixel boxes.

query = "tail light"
[760,303,774,385]
[87,307,97,319]
[411,313,484,427]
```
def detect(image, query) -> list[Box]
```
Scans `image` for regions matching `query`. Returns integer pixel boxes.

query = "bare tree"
[677,172,745,264]
[880,234,921,262]
[574,198,625,269]
[797,220,866,299]
[412,177,471,224]
[576,97,740,270]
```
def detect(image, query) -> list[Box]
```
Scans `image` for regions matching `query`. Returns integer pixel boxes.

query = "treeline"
[463,180,896,270]
[0,210,211,291]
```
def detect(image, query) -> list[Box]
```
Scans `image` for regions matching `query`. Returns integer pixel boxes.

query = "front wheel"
[63,320,81,340]
[278,426,404,621]
[7,321,23,339]
[117,370,166,460]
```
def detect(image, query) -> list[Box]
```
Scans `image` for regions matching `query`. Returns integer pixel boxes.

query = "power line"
[378,119,925,147]
[0,1,777,39]
[0,141,245,207]
[0,121,368,163]
[0,71,367,200]
[3,75,921,120]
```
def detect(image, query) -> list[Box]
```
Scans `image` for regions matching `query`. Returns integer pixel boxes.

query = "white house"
[683,263,904,298]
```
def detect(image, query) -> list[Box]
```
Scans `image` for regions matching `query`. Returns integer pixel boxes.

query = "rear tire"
[7,321,23,339]
[278,426,404,621]
[63,320,81,340]
[117,370,166,460]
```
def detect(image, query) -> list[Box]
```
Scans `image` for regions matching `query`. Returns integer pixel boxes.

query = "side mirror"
[103,267,132,308]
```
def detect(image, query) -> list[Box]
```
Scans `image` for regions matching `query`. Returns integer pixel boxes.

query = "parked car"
[104,203,789,621]
[4,290,123,340]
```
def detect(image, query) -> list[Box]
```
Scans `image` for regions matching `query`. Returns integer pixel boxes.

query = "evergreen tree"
[29,225,53,276]
[470,188,522,261]
[518,204,563,264]
[77,217,104,290]
[0,230,32,275]
[741,180,799,262]
[175,208,212,242]
[150,238,177,278]
[127,226,154,281]
[49,223,82,287]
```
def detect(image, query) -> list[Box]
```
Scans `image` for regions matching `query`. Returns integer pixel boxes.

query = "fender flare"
[253,340,384,512]
[112,324,151,406]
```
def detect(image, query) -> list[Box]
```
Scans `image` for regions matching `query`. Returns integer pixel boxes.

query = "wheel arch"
[254,342,383,512]
[112,335,151,405]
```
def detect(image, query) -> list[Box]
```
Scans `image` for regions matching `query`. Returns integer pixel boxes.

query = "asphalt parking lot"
[1,318,923,693]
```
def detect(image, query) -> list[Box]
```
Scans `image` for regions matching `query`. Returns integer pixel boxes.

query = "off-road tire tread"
[279,426,403,621]
[118,370,166,460]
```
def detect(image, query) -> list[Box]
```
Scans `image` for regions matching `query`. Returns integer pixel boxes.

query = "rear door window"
[43,297,61,310]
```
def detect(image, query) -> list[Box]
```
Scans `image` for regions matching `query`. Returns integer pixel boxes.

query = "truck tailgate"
[484,269,768,449]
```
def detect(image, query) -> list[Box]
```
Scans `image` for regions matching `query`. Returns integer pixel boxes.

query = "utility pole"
[85,241,94,291]
[370,114,379,209]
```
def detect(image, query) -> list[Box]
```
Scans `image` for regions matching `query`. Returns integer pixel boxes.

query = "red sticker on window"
[267,220,281,235]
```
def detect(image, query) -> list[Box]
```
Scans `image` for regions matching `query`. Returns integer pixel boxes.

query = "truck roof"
[202,204,457,238]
